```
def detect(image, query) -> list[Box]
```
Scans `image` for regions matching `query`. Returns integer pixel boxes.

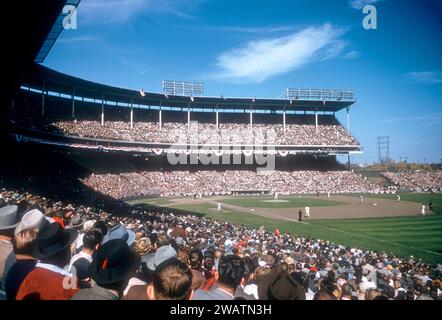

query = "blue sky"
[44,0,442,164]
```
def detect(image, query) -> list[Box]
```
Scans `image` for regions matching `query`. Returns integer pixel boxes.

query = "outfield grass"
[134,193,442,264]
[221,196,346,208]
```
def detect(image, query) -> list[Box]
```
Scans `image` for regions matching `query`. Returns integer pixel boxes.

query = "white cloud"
[78,0,200,24]
[405,71,442,85]
[349,0,383,10]
[212,24,346,84]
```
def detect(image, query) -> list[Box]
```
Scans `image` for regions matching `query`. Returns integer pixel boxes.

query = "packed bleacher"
[11,90,359,146]
[1,188,441,301]
[81,170,380,199]
[382,171,442,192]
[52,119,358,146]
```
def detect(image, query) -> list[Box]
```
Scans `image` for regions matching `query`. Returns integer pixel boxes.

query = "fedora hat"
[143,245,177,272]
[68,214,87,229]
[89,239,140,285]
[0,205,20,231]
[258,268,306,300]
[103,223,136,246]
[32,222,78,259]
[14,209,51,235]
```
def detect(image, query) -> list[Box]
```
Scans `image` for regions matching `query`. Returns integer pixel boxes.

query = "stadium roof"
[2,0,67,119]
[23,64,356,112]
[35,0,82,63]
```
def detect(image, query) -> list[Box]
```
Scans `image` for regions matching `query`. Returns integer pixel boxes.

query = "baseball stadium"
[0,0,441,302]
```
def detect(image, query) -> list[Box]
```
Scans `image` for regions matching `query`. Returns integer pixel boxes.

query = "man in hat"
[5,209,50,300]
[68,229,103,283]
[258,266,306,300]
[71,239,139,300]
[144,245,177,273]
[0,205,20,290]
[103,223,136,247]
[16,223,79,300]
[193,255,245,300]
[147,257,193,300]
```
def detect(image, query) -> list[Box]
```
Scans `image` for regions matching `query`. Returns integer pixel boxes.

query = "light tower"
[377,136,390,164]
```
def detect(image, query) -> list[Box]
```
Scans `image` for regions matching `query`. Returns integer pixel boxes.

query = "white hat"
[83,220,96,232]
[14,209,50,235]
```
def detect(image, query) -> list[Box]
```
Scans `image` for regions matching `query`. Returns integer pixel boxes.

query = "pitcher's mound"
[263,200,289,203]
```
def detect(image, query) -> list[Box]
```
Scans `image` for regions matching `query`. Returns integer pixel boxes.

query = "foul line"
[214,202,442,258]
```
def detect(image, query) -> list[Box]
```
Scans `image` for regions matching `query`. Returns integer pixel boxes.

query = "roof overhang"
[23,64,355,112]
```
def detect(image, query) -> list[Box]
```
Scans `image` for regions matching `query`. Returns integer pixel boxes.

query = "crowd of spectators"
[1,188,441,300]
[52,120,358,146]
[10,94,359,146]
[81,170,380,199]
[382,171,442,192]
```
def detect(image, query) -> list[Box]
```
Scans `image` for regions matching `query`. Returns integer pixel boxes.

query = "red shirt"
[16,265,79,300]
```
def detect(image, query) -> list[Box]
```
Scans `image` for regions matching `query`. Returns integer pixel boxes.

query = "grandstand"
[1,62,374,199]
[10,64,361,155]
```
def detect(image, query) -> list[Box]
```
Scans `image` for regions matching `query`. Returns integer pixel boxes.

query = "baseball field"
[127,193,442,264]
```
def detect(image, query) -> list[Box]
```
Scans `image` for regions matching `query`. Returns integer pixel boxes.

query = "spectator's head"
[254,266,272,282]
[13,209,50,256]
[203,255,214,270]
[147,258,193,300]
[82,229,103,252]
[320,277,341,299]
[177,247,190,265]
[314,290,337,300]
[395,290,406,300]
[216,255,245,292]
[93,220,108,239]
[214,248,223,259]
[68,214,87,230]
[103,223,136,247]
[0,205,20,238]
[243,255,256,283]
[89,239,139,295]
[135,237,152,256]
[12,228,38,256]
[258,267,306,300]
[144,245,177,272]
[365,288,381,300]
[14,209,49,236]
[341,284,353,299]
[385,285,395,299]
[33,222,77,267]
[189,249,203,271]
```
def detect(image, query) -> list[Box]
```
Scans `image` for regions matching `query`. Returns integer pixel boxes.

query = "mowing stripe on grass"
[227,203,442,258]
[305,222,442,257]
